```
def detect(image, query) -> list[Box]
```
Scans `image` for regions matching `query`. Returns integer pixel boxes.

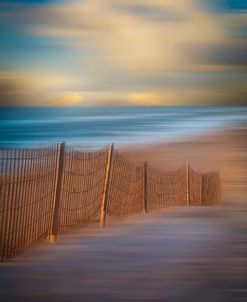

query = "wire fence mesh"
[147,165,187,211]
[0,145,58,260]
[0,143,221,261]
[59,146,108,233]
[189,168,203,206]
[107,151,144,218]
[202,172,221,205]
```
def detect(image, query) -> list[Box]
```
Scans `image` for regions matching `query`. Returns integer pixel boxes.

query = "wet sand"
[0,124,246,301]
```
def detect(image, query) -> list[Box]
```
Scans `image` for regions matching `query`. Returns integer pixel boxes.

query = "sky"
[0,0,246,106]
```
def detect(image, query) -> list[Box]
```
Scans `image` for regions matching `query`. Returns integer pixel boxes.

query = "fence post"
[216,171,221,204]
[49,141,65,242]
[143,161,148,213]
[201,173,204,206]
[186,160,190,206]
[100,143,114,227]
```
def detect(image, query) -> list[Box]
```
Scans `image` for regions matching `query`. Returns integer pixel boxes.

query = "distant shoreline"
[0,106,246,148]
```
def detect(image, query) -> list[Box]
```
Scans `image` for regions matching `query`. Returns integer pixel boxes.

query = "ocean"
[0,106,247,148]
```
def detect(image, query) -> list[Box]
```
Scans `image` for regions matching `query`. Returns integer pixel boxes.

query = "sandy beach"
[0,124,246,302]
[121,124,247,204]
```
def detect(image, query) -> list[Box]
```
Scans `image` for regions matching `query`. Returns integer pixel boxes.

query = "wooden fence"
[0,142,221,261]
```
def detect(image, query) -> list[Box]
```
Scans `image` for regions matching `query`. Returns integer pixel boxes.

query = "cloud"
[45,93,84,106]
[0,0,246,106]
[128,81,247,106]
[0,71,80,106]
[187,41,247,67]
[0,0,232,72]
[0,70,246,107]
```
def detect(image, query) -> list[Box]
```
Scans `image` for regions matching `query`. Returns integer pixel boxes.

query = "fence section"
[59,146,108,233]
[0,143,221,261]
[147,165,188,211]
[106,151,144,218]
[202,172,221,205]
[0,145,58,260]
[189,168,203,206]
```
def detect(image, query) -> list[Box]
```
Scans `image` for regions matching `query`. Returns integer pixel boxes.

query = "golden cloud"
[29,0,232,72]
[0,0,246,106]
